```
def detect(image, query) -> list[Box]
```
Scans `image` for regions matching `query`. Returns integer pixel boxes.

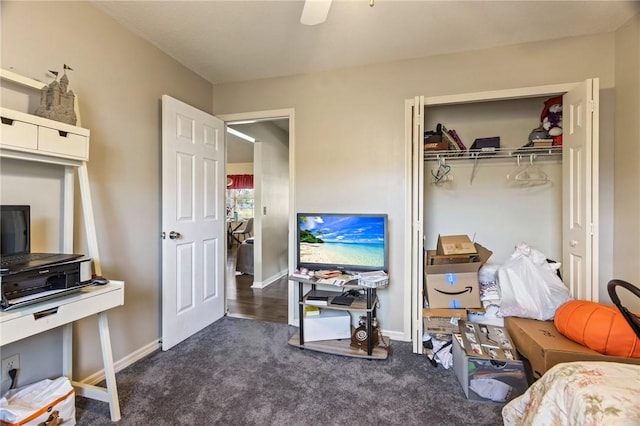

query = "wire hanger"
[431,157,451,184]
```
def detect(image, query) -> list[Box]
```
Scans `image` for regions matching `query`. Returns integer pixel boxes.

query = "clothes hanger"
[506,155,526,181]
[512,154,549,184]
[431,157,451,184]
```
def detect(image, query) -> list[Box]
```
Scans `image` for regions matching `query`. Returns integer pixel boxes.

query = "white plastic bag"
[497,243,571,320]
[0,377,75,426]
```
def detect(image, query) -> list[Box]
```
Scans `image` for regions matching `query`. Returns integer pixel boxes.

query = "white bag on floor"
[497,243,571,321]
[0,377,76,426]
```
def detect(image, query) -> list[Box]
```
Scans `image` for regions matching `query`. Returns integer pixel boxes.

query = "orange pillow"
[554,300,640,358]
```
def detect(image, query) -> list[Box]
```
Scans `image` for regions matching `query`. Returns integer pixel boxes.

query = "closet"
[406,80,599,353]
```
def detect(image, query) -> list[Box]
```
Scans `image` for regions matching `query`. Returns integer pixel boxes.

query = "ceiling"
[91,1,639,86]
[90,1,638,164]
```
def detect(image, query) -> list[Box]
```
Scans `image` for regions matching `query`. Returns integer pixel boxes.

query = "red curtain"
[227,174,253,189]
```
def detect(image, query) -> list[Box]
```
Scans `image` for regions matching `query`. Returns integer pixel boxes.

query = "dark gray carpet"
[76,317,504,425]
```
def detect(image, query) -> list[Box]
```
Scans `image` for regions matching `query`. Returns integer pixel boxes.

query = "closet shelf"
[424,146,562,161]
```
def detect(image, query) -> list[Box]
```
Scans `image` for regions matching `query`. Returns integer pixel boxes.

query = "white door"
[562,79,599,301]
[161,95,226,351]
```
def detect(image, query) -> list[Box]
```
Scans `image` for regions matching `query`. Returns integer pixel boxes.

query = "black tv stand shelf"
[287,276,390,360]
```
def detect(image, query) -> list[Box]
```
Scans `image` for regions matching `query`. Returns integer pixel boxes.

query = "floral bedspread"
[502,361,640,426]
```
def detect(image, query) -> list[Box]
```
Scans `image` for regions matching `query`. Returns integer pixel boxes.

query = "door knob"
[570,240,578,247]
[169,231,182,240]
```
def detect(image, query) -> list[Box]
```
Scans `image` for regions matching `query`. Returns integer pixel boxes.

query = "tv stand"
[288,276,390,360]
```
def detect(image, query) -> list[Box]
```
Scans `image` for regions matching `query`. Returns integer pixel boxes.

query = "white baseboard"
[383,329,408,342]
[251,269,287,289]
[80,339,161,386]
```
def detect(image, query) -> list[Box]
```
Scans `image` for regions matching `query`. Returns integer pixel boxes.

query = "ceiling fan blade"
[300,0,332,26]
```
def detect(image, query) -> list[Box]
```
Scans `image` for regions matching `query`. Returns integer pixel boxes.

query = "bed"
[502,361,640,425]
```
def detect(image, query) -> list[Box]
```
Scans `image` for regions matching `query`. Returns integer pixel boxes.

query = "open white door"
[161,95,226,350]
[562,79,599,301]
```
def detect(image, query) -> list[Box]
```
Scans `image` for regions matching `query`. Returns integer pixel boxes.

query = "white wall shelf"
[424,146,562,162]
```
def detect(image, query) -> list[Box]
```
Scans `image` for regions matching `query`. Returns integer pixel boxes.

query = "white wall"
[1,1,212,385]
[242,122,290,286]
[213,33,619,339]
[614,15,640,311]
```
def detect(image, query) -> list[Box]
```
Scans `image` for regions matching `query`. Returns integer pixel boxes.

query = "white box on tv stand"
[303,309,351,342]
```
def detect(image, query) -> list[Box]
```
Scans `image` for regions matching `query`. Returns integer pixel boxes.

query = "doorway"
[221,109,294,324]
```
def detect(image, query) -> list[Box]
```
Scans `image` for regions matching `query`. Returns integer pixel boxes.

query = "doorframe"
[218,108,296,325]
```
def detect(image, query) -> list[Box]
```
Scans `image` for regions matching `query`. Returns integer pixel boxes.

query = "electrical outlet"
[2,354,19,379]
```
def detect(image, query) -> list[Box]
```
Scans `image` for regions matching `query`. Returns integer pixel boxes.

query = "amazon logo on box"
[424,243,492,309]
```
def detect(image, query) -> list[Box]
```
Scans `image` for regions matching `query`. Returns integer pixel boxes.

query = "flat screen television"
[296,213,388,273]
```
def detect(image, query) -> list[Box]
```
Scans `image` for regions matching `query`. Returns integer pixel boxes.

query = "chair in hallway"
[232,217,253,244]
[235,237,254,275]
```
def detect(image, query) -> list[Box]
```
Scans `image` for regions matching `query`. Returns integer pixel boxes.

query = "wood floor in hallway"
[225,244,288,324]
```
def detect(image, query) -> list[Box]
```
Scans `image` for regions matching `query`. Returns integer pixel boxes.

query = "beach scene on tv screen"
[299,215,385,268]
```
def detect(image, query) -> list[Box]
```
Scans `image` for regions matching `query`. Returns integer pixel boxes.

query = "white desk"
[0,281,124,421]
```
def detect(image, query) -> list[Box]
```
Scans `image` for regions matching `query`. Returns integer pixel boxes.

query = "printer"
[1,258,93,310]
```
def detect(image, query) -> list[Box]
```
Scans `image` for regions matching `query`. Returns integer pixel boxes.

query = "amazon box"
[504,316,640,379]
[425,243,492,309]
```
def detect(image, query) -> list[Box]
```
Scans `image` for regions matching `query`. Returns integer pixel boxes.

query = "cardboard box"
[452,336,529,403]
[505,316,640,379]
[423,308,467,335]
[303,309,351,342]
[424,243,492,309]
[436,235,477,256]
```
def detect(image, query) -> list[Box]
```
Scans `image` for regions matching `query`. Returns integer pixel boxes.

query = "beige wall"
[1,1,212,382]
[213,33,619,337]
[614,15,640,312]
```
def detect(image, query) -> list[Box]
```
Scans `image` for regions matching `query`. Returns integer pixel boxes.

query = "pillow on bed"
[554,300,640,358]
